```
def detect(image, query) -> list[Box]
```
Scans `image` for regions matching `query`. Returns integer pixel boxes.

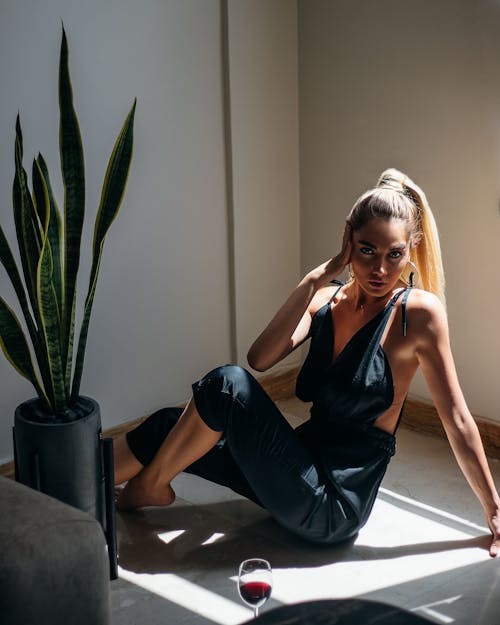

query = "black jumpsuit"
[126,283,412,544]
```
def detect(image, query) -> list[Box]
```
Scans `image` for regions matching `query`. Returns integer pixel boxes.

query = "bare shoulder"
[404,288,449,345]
[308,283,343,316]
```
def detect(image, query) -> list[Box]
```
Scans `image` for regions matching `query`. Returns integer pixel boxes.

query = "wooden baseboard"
[2,366,499,478]
[401,396,500,459]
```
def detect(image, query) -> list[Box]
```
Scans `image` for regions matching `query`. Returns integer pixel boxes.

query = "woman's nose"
[371,260,388,276]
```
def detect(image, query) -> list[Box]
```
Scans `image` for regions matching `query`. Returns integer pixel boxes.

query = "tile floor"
[111,397,500,624]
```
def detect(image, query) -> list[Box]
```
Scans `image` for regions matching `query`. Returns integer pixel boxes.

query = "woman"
[114,168,500,556]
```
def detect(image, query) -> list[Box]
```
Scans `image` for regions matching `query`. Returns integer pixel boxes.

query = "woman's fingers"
[317,222,353,283]
[487,512,500,557]
[341,221,352,260]
[489,537,499,558]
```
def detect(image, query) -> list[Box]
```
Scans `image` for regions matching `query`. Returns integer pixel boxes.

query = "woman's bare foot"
[115,474,176,511]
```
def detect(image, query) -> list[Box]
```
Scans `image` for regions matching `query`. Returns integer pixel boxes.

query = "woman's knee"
[196,365,255,398]
[192,365,258,430]
[209,364,252,383]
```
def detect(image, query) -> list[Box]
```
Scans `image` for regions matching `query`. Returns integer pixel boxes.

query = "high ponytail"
[395,171,445,306]
[348,168,445,305]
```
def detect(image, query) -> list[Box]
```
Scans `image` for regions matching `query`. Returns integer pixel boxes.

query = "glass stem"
[254,606,259,619]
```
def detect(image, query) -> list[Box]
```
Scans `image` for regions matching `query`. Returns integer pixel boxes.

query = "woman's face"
[350,217,411,297]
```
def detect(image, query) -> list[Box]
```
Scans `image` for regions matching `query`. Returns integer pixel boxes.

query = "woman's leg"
[116,398,222,510]
[115,365,352,542]
[117,404,263,504]
[188,365,355,543]
[114,436,144,486]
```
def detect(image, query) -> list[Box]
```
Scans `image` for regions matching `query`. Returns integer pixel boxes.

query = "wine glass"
[238,558,273,619]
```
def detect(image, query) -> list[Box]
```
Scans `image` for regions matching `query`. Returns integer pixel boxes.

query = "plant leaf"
[0,224,38,341]
[92,99,136,256]
[59,26,85,390]
[36,154,63,330]
[37,234,66,412]
[13,117,42,316]
[32,157,48,232]
[71,99,136,401]
[32,160,64,407]
[70,248,102,403]
[0,297,49,408]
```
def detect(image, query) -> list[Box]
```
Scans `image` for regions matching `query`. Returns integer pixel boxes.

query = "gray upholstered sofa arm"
[0,475,110,625]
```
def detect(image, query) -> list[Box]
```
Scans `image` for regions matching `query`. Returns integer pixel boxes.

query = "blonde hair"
[347,168,445,305]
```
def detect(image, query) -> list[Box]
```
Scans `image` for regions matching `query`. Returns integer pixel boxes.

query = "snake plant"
[0,28,136,421]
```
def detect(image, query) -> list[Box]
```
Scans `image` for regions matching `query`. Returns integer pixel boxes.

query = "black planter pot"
[13,396,117,578]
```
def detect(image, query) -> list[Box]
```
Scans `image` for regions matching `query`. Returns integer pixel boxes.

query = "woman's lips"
[368,280,385,289]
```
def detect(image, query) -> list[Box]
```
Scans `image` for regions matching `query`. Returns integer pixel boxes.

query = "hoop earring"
[403,260,418,288]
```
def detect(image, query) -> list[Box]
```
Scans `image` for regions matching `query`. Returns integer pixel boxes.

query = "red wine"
[239,581,272,607]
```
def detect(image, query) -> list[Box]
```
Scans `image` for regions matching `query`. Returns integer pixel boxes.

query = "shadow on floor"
[117,499,490,575]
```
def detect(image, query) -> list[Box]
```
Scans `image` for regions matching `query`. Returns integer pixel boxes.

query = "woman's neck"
[346,280,400,313]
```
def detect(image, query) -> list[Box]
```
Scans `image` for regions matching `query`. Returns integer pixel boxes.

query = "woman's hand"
[310,221,353,287]
[486,509,500,557]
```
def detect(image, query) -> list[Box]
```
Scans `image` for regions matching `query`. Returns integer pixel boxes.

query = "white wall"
[0,0,301,462]
[226,0,301,371]
[5,0,497,466]
[298,0,500,422]
[0,0,232,461]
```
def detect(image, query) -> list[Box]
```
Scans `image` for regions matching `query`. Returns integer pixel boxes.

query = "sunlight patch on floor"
[379,488,488,533]
[118,490,489,624]
[118,567,252,625]
[270,495,488,604]
[201,532,226,545]
[410,595,461,624]
[157,529,186,544]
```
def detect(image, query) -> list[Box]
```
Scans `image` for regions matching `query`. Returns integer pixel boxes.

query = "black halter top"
[294,281,413,531]
[296,281,412,429]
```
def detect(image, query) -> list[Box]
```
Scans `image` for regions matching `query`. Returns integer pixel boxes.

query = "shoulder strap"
[328,280,344,305]
[351,285,412,385]
[401,287,412,337]
[386,286,413,336]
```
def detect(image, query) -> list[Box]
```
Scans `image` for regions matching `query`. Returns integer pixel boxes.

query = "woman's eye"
[389,250,403,259]
[360,247,374,255]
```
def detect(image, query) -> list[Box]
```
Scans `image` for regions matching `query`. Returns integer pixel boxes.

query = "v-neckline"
[328,302,387,368]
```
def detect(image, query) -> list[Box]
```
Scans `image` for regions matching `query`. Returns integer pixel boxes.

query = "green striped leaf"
[37,234,66,412]
[38,153,68,398]
[93,100,136,255]
[70,250,101,402]
[32,157,48,233]
[0,224,38,341]
[36,154,63,329]
[30,159,62,407]
[64,297,75,398]
[71,99,136,401]
[13,118,42,316]
[59,27,85,390]
[0,297,49,408]
[0,223,55,403]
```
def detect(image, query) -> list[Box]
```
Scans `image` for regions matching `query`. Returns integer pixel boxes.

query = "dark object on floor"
[248,598,433,624]
[0,476,110,625]
[13,403,118,579]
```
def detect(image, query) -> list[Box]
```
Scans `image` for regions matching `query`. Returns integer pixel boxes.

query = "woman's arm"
[415,293,500,557]
[247,223,352,372]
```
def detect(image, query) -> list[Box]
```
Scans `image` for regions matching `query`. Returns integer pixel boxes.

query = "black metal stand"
[102,437,118,580]
[12,427,19,481]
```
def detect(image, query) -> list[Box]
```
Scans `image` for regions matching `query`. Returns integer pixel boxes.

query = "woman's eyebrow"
[358,239,376,248]
[358,240,407,250]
